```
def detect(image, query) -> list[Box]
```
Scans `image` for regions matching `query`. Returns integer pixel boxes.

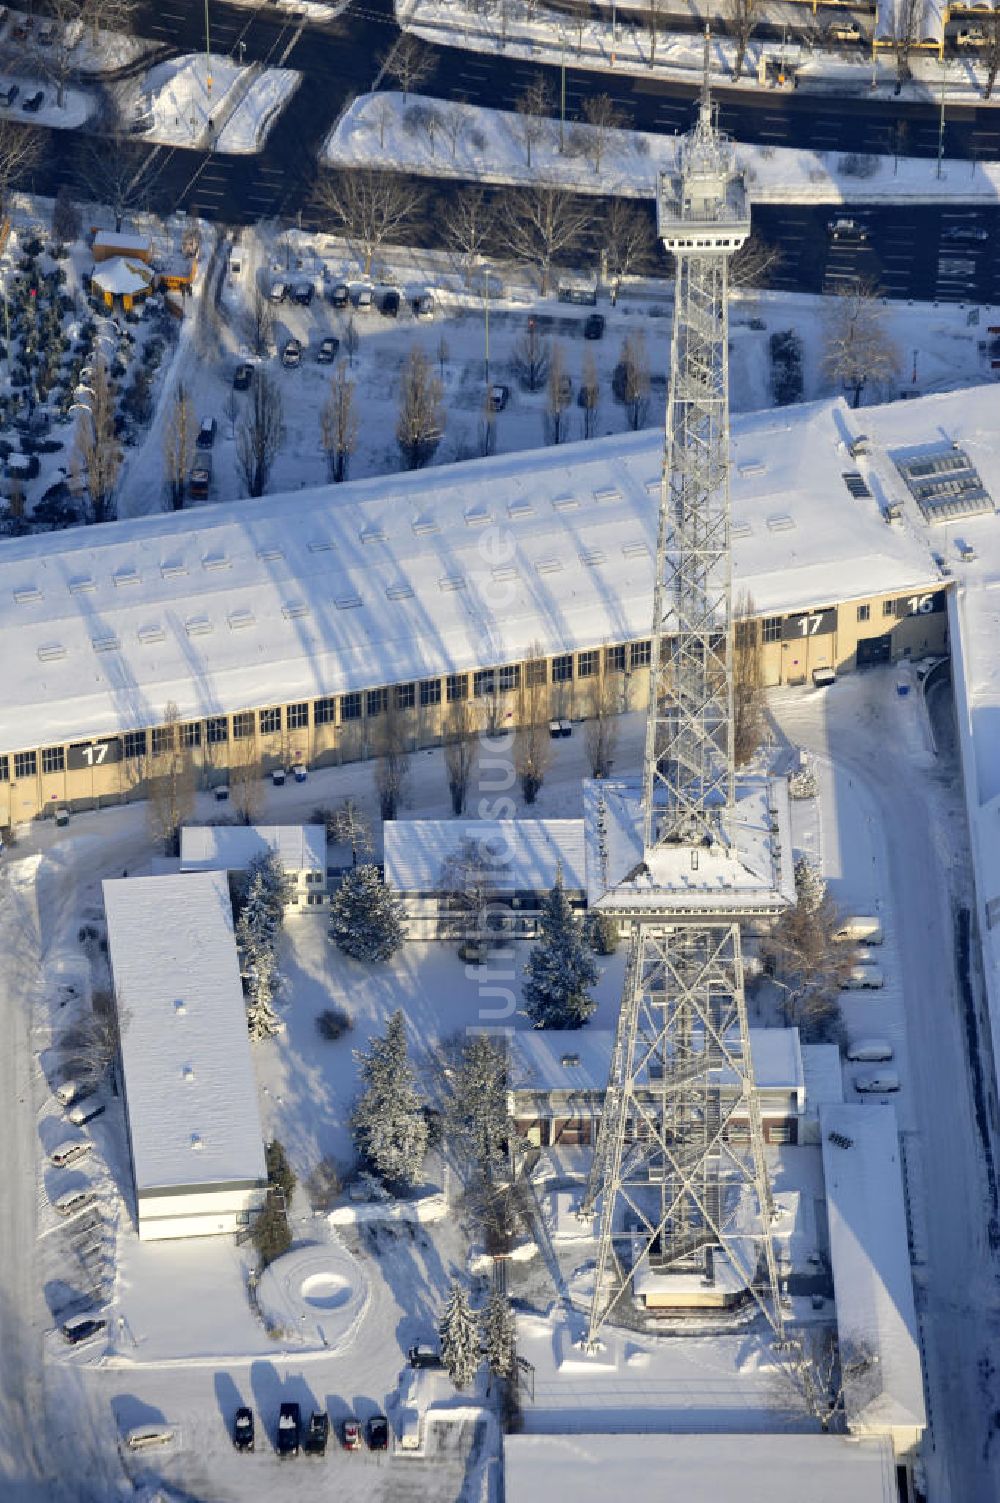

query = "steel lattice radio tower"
[581,33,785,1348]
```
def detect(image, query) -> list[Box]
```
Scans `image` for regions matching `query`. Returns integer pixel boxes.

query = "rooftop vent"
[560,1053,581,1067]
[439,575,466,593]
[738,461,767,479]
[182,1065,195,1083]
[622,539,649,558]
[190,1132,203,1151]
[507,500,535,520]
[14,586,42,604]
[256,546,285,562]
[185,616,213,637]
[201,553,229,571]
[464,506,492,528]
[579,547,605,566]
[491,565,519,583]
[228,609,255,631]
[160,561,187,579]
[552,495,579,513]
[68,577,96,595]
[386,582,415,601]
[91,634,121,653]
[594,486,622,504]
[766,514,795,533]
[37,643,67,662]
[137,625,166,645]
[536,558,563,576]
[281,601,310,620]
[360,525,387,544]
[174,999,187,1015]
[335,593,363,610]
[731,521,753,540]
[113,568,141,588]
[308,539,336,553]
[411,515,440,536]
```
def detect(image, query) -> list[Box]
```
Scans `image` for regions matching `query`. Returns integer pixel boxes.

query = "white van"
[398,1406,422,1451]
[847,1039,894,1063]
[855,1070,900,1094]
[54,1078,93,1108]
[833,915,883,945]
[845,964,885,990]
[50,1139,91,1169]
[124,1425,178,1452]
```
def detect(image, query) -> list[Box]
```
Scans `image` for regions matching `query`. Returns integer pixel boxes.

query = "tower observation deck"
[581,33,786,1349]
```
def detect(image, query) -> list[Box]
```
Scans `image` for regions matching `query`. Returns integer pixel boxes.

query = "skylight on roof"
[308,540,336,553]
[386,582,415,600]
[68,577,96,594]
[766,515,795,533]
[91,634,121,653]
[731,521,752,539]
[160,561,187,579]
[38,643,66,662]
[622,539,649,558]
[464,506,492,527]
[492,565,519,583]
[14,586,42,603]
[228,609,255,630]
[114,568,140,587]
[594,486,622,504]
[185,616,213,637]
[336,593,363,610]
[360,525,387,544]
[282,601,310,620]
[202,553,230,571]
[536,558,563,576]
[579,548,605,566]
[507,500,534,519]
[552,495,579,513]
[439,575,466,592]
[256,546,285,562]
[137,625,166,645]
[412,515,439,536]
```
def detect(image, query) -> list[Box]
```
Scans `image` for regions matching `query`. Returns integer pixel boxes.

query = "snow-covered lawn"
[225,0,349,19]
[216,68,301,154]
[327,89,1000,206]
[0,75,93,129]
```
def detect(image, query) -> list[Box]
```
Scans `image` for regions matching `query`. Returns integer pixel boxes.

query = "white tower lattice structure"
[582,34,785,1348]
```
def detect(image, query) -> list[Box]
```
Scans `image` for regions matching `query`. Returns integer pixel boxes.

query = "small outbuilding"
[103,871,268,1241]
[179,823,327,909]
[89,255,154,312]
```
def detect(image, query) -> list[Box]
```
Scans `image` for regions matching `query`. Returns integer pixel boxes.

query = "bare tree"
[733,591,765,767]
[162,381,195,511]
[320,365,358,483]
[313,168,426,276]
[436,333,450,379]
[397,347,445,469]
[236,369,283,497]
[762,859,852,1042]
[479,390,497,459]
[52,183,81,243]
[373,693,409,821]
[514,75,553,169]
[438,99,468,159]
[889,0,921,85]
[72,355,120,524]
[147,702,196,855]
[79,0,136,47]
[343,316,360,369]
[822,282,899,408]
[505,186,589,296]
[581,93,629,172]
[617,331,651,430]
[403,101,443,156]
[984,11,1000,99]
[229,735,263,825]
[324,797,373,866]
[381,34,434,99]
[579,348,600,439]
[32,0,86,107]
[545,341,572,445]
[444,696,478,815]
[372,94,394,149]
[438,838,505,950]
[604,198,657,303]
[512,316,550,392]
[60,990,125,1094]
[730,232,783,291]
[244,287,274,357]
[514,647,552,805]
[646,0,664,66]
[0,119,43,216]
[74,125,146,232]
[726,0,761,81]
[770,1328,847,1432]
[584,671,619,777]
[223,387,239,440]
[441,186,497,283]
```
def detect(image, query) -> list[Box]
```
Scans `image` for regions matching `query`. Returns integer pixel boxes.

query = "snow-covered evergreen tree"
[794,857,827,918]
[523,871,599,1029]
[246,850,290,940]
[350,1009,428,1188]
[329,863,406,961]
[481,1288,516,1380]
[236,852,288,1041]
[443,1033,509,1176]
[439,1280,480,1390]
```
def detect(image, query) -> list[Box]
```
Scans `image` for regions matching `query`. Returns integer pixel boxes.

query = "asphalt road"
[16,0,1000,305]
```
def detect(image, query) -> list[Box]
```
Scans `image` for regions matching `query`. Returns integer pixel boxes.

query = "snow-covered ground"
[0,74,92,129]
[399,0,1000,106]
[327,89,1000,205]
[224,0,349,19]
[129,54,300,153]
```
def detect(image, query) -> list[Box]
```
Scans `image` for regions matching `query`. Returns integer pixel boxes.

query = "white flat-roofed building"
[179,824,327,909]
[103,871,268,1241]
[820,1103,927,1460]
[383,818,586,939]
[504,1433,898,1503]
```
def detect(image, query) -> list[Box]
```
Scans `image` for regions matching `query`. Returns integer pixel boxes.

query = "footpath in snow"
[327,89,1000,206]
[130,53,300,154]
[398,0,1000,108]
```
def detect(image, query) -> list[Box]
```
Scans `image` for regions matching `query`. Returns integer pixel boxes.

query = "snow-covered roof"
[90,256,153,296]
[584,775,795,916]
[92,230,153,256]
[820,1104,926,1444]
[508,1027,804,1097]
[503,1433,897,1503]
[801,1043,845,1115]
[0,394,943,755]
[383,818,586,895]
[103,871,267,1194]
[180,823,325,874]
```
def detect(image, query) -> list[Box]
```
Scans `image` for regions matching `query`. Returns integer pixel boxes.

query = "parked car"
[379,288,400,317]
[61,1315,107,1345]
[292,281,314,305]
[233,362,253,391]
[847,1039,894,1063]
[54,1077,95,1108]
[53,1188,95,1218]
[303,1410,329,1456]
[329,282,350,308]
[317,336,339,363]
[407,1342,442,1369]
[488,383,509,412]
[232,1406,255,1452]
[67,1098,105,1127]
[21,89,43,113]
[269,279,288,302]
[276,1402,300,1456]
[0,82,18,108]
[583,313,606,340]
[196,416,217,449]
[956,25,985,46]
[827,20,862,40]
[355,285,374,311]
[51,1138,91,1169]
[844,964,885,990]
[941,223,989,242]
[282,339,302,369]
[827,217,867,242]
[855,1070,900,1094]
[125,1426,177,1453]
[366,1413,389,1450]
[341,1417,362,1451]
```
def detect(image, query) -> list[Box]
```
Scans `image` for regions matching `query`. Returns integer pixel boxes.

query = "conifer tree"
[439,1279,479,1389]
[236,854,288,1041]
[350,1010,428,1188]
[329,863,406,961]
[442,1034,510,1176]
[523,872,599,1029]
[481,1288,516,1380]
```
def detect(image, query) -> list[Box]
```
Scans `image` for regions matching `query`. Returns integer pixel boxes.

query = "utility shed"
[504,1433,898,1503]
[179,824,327,908]
[103,871,268,1241]
[820,1103,926,1460]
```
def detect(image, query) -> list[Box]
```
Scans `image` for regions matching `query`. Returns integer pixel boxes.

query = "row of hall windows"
[0,642,657,781]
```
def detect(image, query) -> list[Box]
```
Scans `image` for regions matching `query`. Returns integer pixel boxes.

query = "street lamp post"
[204,0,213,95]
[937,57,946,178]
[560,33,566,153]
